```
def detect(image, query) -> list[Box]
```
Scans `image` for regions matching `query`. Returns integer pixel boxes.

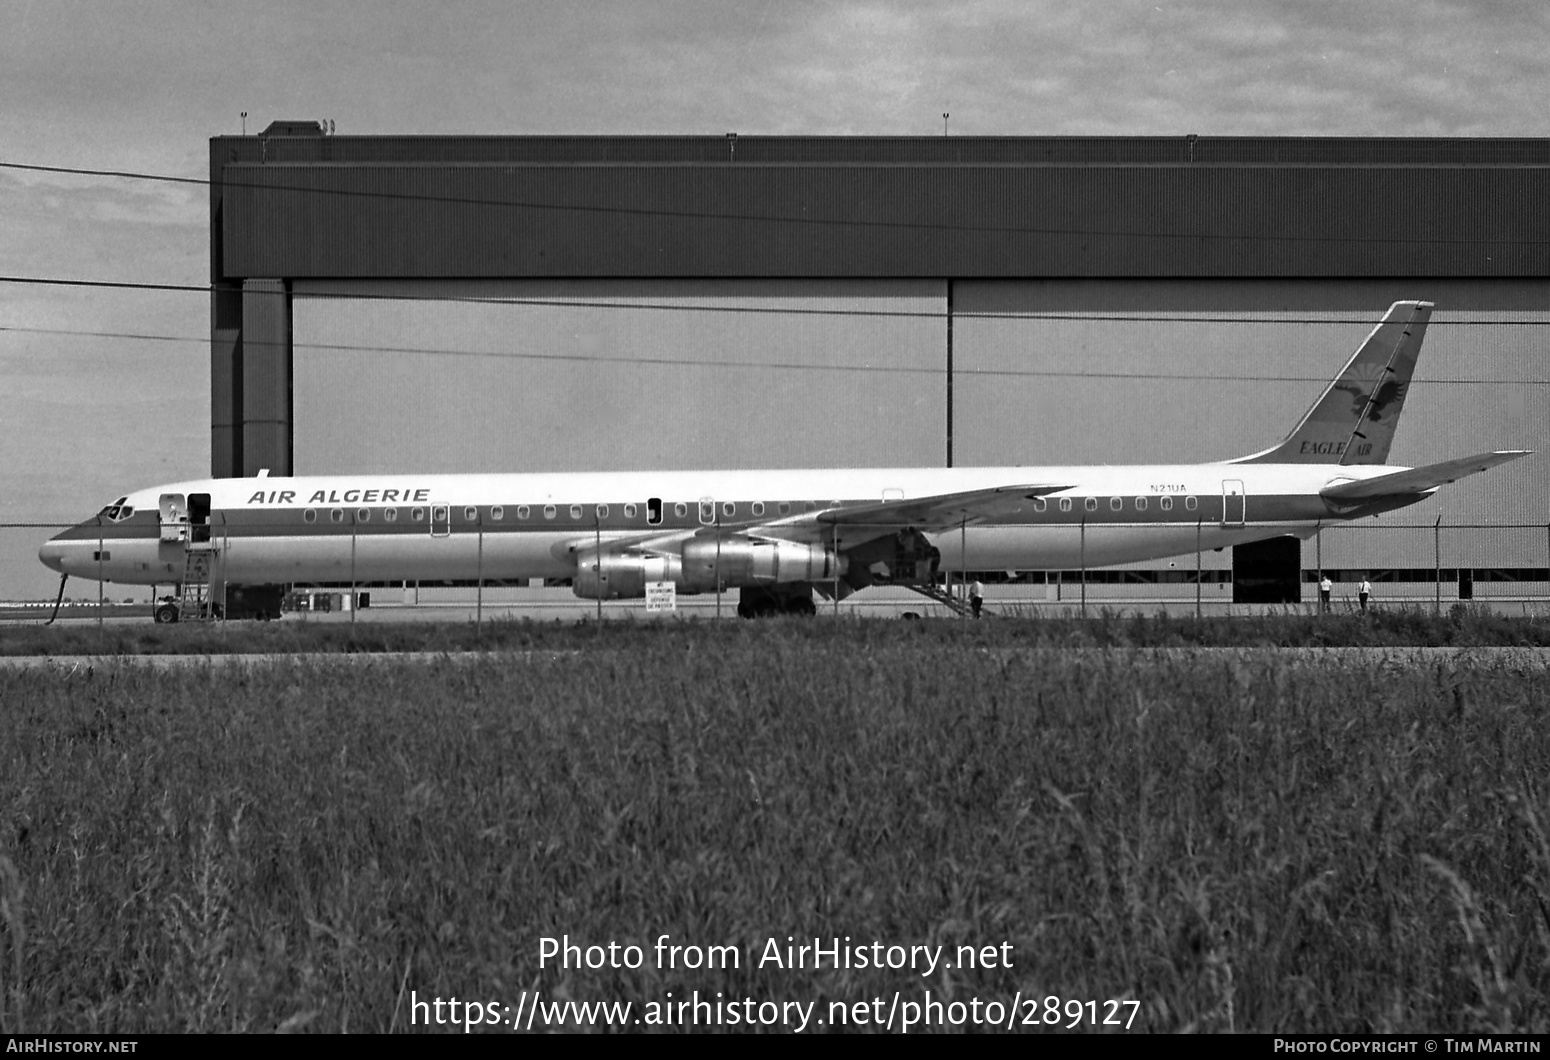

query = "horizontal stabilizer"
[1320,451,1531,502]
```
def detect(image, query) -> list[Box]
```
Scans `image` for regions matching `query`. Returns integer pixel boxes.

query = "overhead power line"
[4,157,1549,248]
[3,321,1548,386]
[4,272,1550,328]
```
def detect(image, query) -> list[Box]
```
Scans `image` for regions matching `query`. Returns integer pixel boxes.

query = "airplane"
[38,300,1530,620]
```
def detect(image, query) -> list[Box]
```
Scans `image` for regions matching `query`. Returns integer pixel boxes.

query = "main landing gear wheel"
[154,603,179,624]
[738,587,815,618]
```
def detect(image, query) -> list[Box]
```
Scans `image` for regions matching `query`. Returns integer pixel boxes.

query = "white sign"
[645,581,677,612]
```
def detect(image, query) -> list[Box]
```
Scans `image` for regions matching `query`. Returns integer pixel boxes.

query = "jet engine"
[573,552,684,600]
[572,537,846,600]
[679,537,844,588]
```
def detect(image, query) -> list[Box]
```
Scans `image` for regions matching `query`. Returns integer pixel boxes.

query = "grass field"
[5,604,1550,657]
[2,619,1548,1032]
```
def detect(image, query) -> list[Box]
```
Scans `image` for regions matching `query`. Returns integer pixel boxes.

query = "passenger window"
[331,508,345,524]
[1160,497,1173,511]
[752,501,765,517]
[1084,498,1098,512]
[358,508,371,522]
[674,502,688,518]
[779,502,791,516]
[1059,498,1072,513]
[385,508,398,522]
[411,507,425,522]
[597,505,609,519]
[518,505,530,520]
[569,505,582,520]
[1110,497,1123,511]
[1185,496,1198,511]
[1032,498,1046,512]
[304,509,317,524]
[699,499,715,525]
[464,506,478,522]
[625,503,638,519]
[544,505,557,520]
[1135,497,1147,511]
[490,506,504,521]
[722,501,736,518]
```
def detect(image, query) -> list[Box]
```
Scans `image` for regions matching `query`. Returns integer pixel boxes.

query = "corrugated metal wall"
[952,278,1549,568]
[288,279,947,474]
[218,134,1550,167]
[240,279,290,476]
[217,163,1550,279]
[207,136,1549,574]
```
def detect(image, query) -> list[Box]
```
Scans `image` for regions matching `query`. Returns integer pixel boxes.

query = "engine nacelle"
[680,538,845,590]
[573,552,684,600]
[572,538,846,599]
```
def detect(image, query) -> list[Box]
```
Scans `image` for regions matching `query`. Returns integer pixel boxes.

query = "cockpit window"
[97,496,133,522]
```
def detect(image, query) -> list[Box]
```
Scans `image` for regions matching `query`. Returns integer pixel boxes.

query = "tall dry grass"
[1,624,1547,1031]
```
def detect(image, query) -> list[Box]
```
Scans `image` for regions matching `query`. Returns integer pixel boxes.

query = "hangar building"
[208,128,1550,599]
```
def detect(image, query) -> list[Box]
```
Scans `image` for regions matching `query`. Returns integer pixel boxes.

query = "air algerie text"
[246,487,432,505]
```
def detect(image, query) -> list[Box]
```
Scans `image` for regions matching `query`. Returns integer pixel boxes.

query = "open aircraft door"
[158,493,188,543]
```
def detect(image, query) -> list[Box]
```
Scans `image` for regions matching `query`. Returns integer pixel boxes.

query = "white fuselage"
[40,462,1414,591]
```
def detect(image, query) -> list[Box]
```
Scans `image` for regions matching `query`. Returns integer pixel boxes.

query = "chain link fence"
[6,518,1549,624]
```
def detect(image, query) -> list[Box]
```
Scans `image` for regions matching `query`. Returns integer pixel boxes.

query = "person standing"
[969,578,984,619]
[1358,577,1372,612]
[1319,574,1333,613]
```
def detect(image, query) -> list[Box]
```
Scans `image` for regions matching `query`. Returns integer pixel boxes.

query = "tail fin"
[1234,300,1432,465]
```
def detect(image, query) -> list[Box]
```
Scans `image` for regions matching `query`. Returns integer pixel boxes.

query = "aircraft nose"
[38,536,67,573]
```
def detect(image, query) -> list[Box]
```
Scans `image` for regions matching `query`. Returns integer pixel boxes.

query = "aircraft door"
[158,493,188,543]
[430,504,451,537]
[188,493,212,543]
[699,498,716,526]
[1221,479,1246,527]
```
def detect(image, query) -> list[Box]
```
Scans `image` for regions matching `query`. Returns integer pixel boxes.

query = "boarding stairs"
[177,543,220,621]
[902,581,985,617]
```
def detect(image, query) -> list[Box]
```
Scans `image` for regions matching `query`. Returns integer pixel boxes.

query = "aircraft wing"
[729,482,1075,547]
[1320,451,1531,502]
[815,483,1074,529]
[559,483,1073,561]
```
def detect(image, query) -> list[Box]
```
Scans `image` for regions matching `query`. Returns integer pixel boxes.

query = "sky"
[2,0,1548,599]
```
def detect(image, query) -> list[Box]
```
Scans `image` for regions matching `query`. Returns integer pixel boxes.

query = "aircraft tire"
[154,603,179,624]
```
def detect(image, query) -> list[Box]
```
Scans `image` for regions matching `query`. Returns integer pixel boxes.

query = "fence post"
[97,516,104,631]
[1315,525,1322,617]
[960,516,968,621]
[1195,516,1202,619]
[1080,516,1087,619]
[832,523,840,617]
[1434,511,1443,614]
